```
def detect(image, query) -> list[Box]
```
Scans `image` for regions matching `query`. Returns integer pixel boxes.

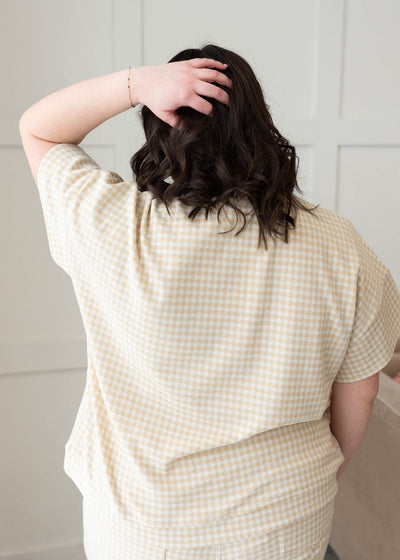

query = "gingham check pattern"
[36,143,400,549]
[82,492,334,559]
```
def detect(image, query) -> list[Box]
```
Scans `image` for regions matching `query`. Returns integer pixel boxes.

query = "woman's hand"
[133,58,232,128]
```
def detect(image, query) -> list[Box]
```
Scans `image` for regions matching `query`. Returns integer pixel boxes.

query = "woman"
[19,43,400,560]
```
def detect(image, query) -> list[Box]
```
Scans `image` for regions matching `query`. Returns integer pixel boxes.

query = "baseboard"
[0,543,85,560]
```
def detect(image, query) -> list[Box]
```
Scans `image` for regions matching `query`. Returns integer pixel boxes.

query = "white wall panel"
[144,0,318,120]
[338,146,400,277]
[341,0,400,119]
[0,368,86,555]
[0,0,114,120]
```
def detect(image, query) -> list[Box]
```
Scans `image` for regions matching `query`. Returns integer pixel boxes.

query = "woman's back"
[36,141,400,548]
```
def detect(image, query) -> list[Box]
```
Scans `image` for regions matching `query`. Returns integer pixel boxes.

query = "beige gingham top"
[37,142,400,548]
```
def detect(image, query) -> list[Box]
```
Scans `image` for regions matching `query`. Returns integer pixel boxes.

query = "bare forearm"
[330,395,375,479]
[19,67,144,145]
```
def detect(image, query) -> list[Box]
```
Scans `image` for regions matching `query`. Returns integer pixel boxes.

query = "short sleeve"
[36,142,125,275]
[334,223,400,383]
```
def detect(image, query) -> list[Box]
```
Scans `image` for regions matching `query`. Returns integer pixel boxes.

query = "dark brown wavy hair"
[130,43,319,250]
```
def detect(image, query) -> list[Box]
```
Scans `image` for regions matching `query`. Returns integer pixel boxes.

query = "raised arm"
[19,59,231,185]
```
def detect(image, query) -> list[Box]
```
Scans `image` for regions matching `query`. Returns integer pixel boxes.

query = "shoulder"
[294,198,356,248]
[297,198,350,227]
[297,199,389,277]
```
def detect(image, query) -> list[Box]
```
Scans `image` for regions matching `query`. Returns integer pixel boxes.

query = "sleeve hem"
[37,142,76,187]
[334,326,400,383]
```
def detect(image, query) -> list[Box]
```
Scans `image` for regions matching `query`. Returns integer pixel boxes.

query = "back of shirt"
[37,143,400,547]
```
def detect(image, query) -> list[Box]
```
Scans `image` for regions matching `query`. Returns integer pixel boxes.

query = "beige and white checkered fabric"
[37,142,400,549]
[82,492,334,559]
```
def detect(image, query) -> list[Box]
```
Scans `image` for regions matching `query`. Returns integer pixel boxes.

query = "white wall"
[1,0,400,558]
